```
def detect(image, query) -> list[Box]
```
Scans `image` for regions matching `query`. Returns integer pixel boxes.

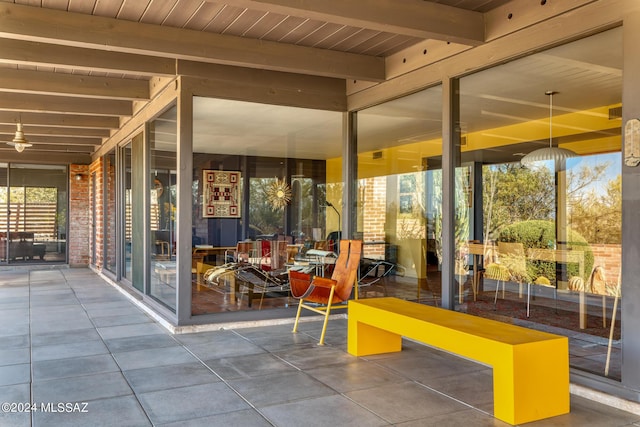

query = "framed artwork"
[202,170,241,218]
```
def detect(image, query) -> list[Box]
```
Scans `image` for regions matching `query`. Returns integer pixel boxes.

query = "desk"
[468,243,495,301]
[525,248,585,320]
[295,249,336,277]
[192,245,236,264]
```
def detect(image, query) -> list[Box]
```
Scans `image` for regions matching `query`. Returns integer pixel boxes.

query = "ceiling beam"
[0,39,176,76]
[0,3,385,82]
[0,111,119,129]
[0,133,101,146]
[1,144,95,153]
[222,0,485,46]
[0,149,91,164]
[0,124,110,138]
[0,68,150,100]
[0,92,131,116]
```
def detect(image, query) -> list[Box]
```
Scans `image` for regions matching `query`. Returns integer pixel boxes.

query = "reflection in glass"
[123,142,132,281]
[357,86,442,304]
[190,96,339,315]
[459,28,622,380]
[104,151,117,274]
[3,164,67,264]
[149,106,178,311]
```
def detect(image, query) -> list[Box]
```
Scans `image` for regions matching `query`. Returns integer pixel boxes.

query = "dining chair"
[290,239,362,345]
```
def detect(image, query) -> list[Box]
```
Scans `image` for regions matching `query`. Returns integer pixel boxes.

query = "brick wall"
[90,158,104,269]
[590,244,622,285]
[68,164,91,266]
[362,176,386,258]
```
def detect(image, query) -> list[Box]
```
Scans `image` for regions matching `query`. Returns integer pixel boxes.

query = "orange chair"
[290,239,363,345]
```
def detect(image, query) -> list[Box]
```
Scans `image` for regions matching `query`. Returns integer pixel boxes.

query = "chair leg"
[318,286,336,346]
[292,298,304,333]
[494,280,502,306]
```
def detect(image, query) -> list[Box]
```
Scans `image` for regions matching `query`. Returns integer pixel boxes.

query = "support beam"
[0,124,110,138]
[179,62,346,111]
[0,3,385,81]
[348,0,624,110]
[0,39,176,76]
[0,149,90,164]
[0,68,150,100]
[0,93,131,116]
[0,111,119,129]
[221,0,485,45]
[0,133,101,146]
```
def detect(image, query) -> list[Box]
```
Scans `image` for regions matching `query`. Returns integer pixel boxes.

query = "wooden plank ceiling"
[0,0,510,163]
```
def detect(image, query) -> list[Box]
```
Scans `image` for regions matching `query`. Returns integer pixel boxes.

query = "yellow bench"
[347,297,569,426]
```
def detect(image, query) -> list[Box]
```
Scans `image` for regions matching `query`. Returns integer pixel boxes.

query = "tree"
[483,163,554,240]
[569,174,621,244]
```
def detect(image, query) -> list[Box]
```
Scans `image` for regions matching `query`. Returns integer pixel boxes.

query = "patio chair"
[290,239,362,345]
[357,259,400,298]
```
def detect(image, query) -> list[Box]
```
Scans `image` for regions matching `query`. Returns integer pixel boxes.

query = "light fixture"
[74,174,83,182]
[6,123,33,153]
[321,200,341,234]
[520,91,578,172]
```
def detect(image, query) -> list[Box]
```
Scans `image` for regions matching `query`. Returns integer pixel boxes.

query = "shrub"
[498,220,594,285]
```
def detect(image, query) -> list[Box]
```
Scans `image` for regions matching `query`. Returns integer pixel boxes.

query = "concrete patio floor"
[1,267,640,427]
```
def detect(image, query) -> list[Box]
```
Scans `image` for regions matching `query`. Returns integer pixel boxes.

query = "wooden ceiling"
[0,0,575,164]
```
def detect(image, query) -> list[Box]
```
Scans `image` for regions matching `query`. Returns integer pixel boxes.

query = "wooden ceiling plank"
[219,0,485,45]
[0,3,384,81]
[0,92,132,116]
[162,0,208,28]
[0,68,150,100]
[0,39,175,76]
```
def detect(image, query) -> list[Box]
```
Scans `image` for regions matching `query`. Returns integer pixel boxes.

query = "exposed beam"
[0,149,91,164]
[0,39,176,76]
[0,68,150,100]
[179,61,346,111]
[0,3,385,82]
[0,93,131,116]
[0,124,110,138]
[222,0,485,45]
[348,0,623,111]
[484,0,599,42]
[0,133,101,146]
[0,144,95,153]
[0,111,119,129]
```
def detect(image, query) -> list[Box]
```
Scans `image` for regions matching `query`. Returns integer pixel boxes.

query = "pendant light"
[6,123,33,153]
[521,91,578,172]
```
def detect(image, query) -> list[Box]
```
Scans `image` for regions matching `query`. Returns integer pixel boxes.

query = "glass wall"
[122,142,133,282]
[104,150,117,274]
[458,28,622,379]
[149,106,178,311]
[356,86,443,303]
[191,96,340,316]
[0,164,6,263]
[0,164,68,264]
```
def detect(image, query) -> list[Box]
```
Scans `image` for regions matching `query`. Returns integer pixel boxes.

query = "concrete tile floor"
[0,268,639,426]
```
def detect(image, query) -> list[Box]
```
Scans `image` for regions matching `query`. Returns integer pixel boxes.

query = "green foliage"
[249,178,284,235]
[483,164,554,240]
[498,220,594,282]
[569,174,621,244]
